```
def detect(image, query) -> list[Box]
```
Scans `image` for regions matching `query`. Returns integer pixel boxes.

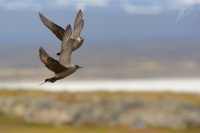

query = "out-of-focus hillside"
[0,42,200,80]
[1,90,200,129]
[1,112,200,133]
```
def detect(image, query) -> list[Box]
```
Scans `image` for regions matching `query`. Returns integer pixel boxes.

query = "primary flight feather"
[39,10,84,56]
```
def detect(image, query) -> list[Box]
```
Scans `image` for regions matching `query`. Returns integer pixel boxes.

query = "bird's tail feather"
[39,81,47,86]
[39,77,56,86]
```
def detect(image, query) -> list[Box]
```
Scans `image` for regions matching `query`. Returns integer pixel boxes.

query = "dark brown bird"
[39,10,84,56]
[39,24,82,85]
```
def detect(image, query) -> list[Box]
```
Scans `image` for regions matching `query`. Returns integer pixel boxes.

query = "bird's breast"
[55,67,77,79]
[73,39,83,51]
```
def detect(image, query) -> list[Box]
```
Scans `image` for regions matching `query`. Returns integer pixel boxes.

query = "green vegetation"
[0,90,200,133]
[0,112,200,133]
[1,89,200,104]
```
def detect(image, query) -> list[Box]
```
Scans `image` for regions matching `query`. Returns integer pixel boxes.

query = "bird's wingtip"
[66,24,72,31]
[38,12,42,16]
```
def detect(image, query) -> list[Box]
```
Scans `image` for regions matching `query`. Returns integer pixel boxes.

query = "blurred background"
[0,0,200,133]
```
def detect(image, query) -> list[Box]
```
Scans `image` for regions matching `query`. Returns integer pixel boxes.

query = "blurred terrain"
[0,42,200,81]
[1,112,199,133]
[1,90,200,131]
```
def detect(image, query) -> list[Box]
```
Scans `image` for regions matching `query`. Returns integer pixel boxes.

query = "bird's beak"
[79,67,83,68]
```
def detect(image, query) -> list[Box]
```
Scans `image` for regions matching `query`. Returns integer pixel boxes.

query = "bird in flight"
[39,10,84,56]
[39,25,82,85]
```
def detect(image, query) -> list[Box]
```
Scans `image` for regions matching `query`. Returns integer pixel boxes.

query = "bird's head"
[75,65,83,69]
[79,37,84,43]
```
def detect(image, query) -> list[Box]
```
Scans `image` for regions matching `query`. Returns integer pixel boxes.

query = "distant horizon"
[1,41,200,80]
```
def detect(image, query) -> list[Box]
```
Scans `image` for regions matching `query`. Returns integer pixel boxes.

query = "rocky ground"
[0,90,200,129]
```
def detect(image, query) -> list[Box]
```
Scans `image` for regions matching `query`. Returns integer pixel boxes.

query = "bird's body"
[44,65,81,83]
[54,65,79,80]
[73,37,84,51]
[39,25,82,84]
[39,10,84,56]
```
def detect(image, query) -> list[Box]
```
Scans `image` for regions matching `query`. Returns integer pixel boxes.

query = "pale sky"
[0,0,200,46]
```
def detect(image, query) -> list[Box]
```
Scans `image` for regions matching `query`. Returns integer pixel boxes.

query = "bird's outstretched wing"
[39,47,67,73]
[59,25,73,66]
[73,9,84,39]
[39,12,65,41]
